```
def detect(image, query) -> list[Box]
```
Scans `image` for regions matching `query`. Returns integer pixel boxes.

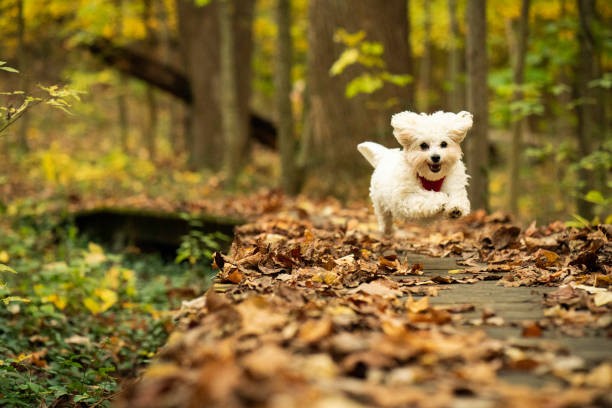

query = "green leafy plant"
[0,213,212,407]
[1,60,82,135]
[330,29,412,99]
[176,214,230,267]
[1,263,29,305]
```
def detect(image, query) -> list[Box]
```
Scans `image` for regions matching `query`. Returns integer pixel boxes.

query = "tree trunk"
[447,0,464,112]
[219,0,243,184]
[307,0,413,197]
[143,0,158,162]
[87,37,277,149]
[176,0,254,171]
[419,0,432,112]
[574,0,605,219]
[115,0,129,153]
[276,0,299,195]
[508,0,530,216]
[465,0,489,212]
[275,0,300,195]
[17,0,30,153]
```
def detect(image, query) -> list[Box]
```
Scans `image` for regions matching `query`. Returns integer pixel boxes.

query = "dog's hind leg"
[374,203,394,236]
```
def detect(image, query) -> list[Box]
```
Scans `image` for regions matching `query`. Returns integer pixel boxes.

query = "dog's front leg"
[444,187,470,219]
[402,191,448,219]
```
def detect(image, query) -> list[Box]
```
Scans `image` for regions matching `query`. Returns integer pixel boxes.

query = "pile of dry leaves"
[116,197,610,408]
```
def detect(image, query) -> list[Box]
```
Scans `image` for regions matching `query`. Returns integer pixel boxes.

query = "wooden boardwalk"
[402,253,612,387]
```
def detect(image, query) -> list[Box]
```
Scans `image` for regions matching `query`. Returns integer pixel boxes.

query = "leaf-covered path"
[116,198,611,408]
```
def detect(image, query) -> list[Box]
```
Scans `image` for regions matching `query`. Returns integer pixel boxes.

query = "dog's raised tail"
[357,142,388,168]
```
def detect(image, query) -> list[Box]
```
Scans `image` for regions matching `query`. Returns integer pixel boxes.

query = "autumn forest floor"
[113,196,611,408]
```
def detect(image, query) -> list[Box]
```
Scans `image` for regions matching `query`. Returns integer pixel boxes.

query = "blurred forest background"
[0,1,610,406]
[0,0,610,223]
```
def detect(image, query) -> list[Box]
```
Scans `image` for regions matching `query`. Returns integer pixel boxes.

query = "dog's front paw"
[448,208,463,219]
[445,201,469,219]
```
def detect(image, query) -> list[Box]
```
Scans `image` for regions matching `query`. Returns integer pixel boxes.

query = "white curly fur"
[358,110,472,235]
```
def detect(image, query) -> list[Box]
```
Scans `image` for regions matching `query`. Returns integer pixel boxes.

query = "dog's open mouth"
[428,163,441,173]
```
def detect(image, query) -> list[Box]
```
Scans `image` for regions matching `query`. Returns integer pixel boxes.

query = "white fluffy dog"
[358,110,472,235]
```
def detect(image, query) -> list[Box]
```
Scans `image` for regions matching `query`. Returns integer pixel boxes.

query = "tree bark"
[574,0,605,219]
[88,37,276,149]
[176,0,254,171]
[307,0,413,196]
[17,0,30,153]
[115,0,129,153]
[447,0,464,112]
[143,0,158,162]
[219,0,243,184]
[276,0,299,195]
[419,0,432,112]
[465,0,489,212]
[508,0,530,216]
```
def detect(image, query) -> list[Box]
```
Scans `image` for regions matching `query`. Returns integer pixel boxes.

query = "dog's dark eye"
[420,143,429,150]
[440,141,448,148]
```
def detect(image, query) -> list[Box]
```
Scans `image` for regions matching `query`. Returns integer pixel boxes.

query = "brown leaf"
[350,279,402,298]
[212,251,225,270]
[236,296,287,335]
[569,251,599,270]
[521,321,543,337]
[378,256,399,270]
[534,248,560,268]
[226,269,244,284]
[241,344,291,378]
[297,317,333,344]
[406,295,429,314]
[491,226,521,250]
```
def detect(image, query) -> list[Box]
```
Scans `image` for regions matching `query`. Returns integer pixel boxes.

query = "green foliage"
[176,214,230,268]
[0,212,211,407]
[0,60,19,73]
[330,28,412,99]
[0,82,82,135]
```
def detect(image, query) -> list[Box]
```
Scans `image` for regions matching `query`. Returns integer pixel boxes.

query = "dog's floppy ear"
[391,111,420,147]
[448,111,473,143]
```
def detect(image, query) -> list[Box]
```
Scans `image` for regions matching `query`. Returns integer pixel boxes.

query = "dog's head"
[391,110,472,181]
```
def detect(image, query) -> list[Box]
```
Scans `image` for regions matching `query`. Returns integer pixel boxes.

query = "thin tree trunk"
[465,0,489,211]
[447,0,463,111]
[508,0,530,216]
[115,0,129,152]
[419,0,432,112]
[219,0,242,184]
[574,0,605,219]
[276,0,299,194]
[176,0,254,171]
[143,0,158,162]
[17,0,29,153]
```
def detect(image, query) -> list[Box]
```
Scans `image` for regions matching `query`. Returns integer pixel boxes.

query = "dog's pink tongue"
[419,176,445,192]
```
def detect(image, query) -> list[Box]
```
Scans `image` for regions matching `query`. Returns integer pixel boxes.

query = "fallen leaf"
[406,295,429,314]
[593,291,612,307]
[521,321,543,337]
[534,248,560,268]
[242,344,291,378]
[350,279,402,298]
[298,317,333,344]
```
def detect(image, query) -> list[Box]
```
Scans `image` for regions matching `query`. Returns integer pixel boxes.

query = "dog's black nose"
[431,154,440,163]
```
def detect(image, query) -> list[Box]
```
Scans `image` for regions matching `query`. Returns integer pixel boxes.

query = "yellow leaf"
[406,295,429,314]
[83,297,102,314]
[144,363,182,379]
[88,242,104,254]
[104,266,121,289]
[0,251,9,263]
[95,288,118,312]
[42,294,67,310]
